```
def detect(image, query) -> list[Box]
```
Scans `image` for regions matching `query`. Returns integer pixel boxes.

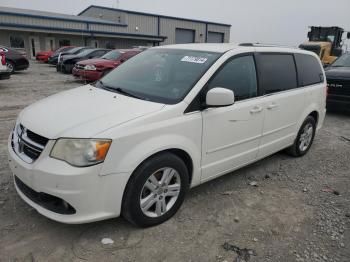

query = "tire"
[286,116,316,157]
[122,153,189,227]
[62,65,70,74]
[6,61,15,74]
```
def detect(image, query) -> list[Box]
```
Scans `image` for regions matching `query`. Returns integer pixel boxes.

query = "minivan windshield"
[101,50,122,60]
[331,54,350,67]
[99,49,221,104]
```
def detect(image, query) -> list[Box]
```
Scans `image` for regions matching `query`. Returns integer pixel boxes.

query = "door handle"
[250,106,263,114]
[267,103,278,110]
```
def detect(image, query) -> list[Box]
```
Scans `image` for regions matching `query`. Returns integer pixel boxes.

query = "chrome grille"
[327,79,350,96]
[11,124,48,163]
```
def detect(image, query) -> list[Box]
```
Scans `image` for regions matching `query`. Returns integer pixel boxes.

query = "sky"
[1,0,350,47]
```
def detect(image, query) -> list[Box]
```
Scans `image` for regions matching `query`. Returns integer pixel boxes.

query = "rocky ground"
[0,62,349,262]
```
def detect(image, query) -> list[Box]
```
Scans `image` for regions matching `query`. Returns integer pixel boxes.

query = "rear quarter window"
[257,54,298,95]
[294,53,324,86]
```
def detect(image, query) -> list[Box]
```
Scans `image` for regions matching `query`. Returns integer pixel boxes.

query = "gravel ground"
[0,62,349,262]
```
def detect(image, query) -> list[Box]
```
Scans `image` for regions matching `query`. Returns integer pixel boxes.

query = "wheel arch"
[308,110,319,125]
[5,58,15,70]
[139,148,194,186]
[296,103,322,136]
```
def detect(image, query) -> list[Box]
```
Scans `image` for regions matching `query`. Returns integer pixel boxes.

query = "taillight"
[0,53,5,65]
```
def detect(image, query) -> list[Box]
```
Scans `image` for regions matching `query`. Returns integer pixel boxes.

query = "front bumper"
[327,94,350,112]
[72,68,103,81]
[7,134,129,224]
[57,63,74,73]
[36,56,49,63]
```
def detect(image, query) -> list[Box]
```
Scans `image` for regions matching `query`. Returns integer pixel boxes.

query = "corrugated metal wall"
[81,6,231,44]
[160,18,206,45]
[81,7,158,36]
[0,15,86,30]
[0,6,231,58]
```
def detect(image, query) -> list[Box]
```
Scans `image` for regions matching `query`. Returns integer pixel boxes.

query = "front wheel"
[6,61,15,74]
[122,153,189,227]
[286,116,316,157]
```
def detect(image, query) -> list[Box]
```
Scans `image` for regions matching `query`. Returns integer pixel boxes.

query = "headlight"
[50,139,111,167]
[84,65,96,71]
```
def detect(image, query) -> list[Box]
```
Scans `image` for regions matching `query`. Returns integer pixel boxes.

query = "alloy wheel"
[140,167,181,218]
[299,123,314,152]
[6,62,14,73]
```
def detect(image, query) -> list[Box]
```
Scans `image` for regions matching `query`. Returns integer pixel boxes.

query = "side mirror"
[347,32,350,39]
[206,87,235,107]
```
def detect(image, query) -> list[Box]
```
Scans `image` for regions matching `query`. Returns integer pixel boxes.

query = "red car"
[72,49,141,81]
[0,52,10,80]
[36,46,75,63]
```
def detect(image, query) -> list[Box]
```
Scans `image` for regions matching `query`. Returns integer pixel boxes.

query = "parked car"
[57,48,110,74]
[48,46,84,65]
[325,53,350,112]
[8,44,326,227]
[0,46,29,73]
[0,52,10,80]
[36,46,75,63]
[72,49,142,81]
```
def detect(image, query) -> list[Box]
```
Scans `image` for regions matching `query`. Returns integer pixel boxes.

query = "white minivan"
[8,44,326,227]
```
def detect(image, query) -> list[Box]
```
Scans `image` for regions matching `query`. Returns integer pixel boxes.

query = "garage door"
[175,28,195,44]
[207,32,224,43]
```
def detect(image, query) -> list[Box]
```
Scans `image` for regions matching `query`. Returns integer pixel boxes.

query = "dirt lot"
[0,62,349,262]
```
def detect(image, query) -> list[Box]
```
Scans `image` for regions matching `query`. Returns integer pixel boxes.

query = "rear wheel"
[286,116,316,157]
[122,153,189,227]
[63,65,71,74]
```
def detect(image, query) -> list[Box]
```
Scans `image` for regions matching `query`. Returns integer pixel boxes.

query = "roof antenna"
[116,0,120,8]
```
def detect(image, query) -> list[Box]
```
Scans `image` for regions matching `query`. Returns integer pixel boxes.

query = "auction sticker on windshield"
[181,56,208,64]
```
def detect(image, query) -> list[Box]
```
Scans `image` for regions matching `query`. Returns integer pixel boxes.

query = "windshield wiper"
[114,87,145,99]
[96,81,144,100]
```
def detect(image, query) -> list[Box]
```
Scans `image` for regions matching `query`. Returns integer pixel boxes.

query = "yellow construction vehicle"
[299,26,350,66]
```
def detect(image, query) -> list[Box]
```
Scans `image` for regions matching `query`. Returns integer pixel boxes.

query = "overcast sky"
[1,0,350,47]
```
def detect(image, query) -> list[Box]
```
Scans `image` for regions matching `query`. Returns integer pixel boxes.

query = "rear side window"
[92,50,107,57]
[294,54,324,86]
[258,54,298,94]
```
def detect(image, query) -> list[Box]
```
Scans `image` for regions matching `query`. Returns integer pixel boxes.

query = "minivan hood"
[19,85,165,139]
[325,67,350,79]
[78,58,117,67]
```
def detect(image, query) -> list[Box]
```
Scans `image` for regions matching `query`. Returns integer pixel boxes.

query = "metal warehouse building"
[0,5,231,59]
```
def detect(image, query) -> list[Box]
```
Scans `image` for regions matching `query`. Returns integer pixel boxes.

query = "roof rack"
[239,43,297,48]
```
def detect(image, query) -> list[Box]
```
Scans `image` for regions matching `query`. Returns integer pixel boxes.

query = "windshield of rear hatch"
[66,47,82,54]
[101,50,122,60]
[100,49,221,104]
[331,54,350,67]
[75,49,94,57]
